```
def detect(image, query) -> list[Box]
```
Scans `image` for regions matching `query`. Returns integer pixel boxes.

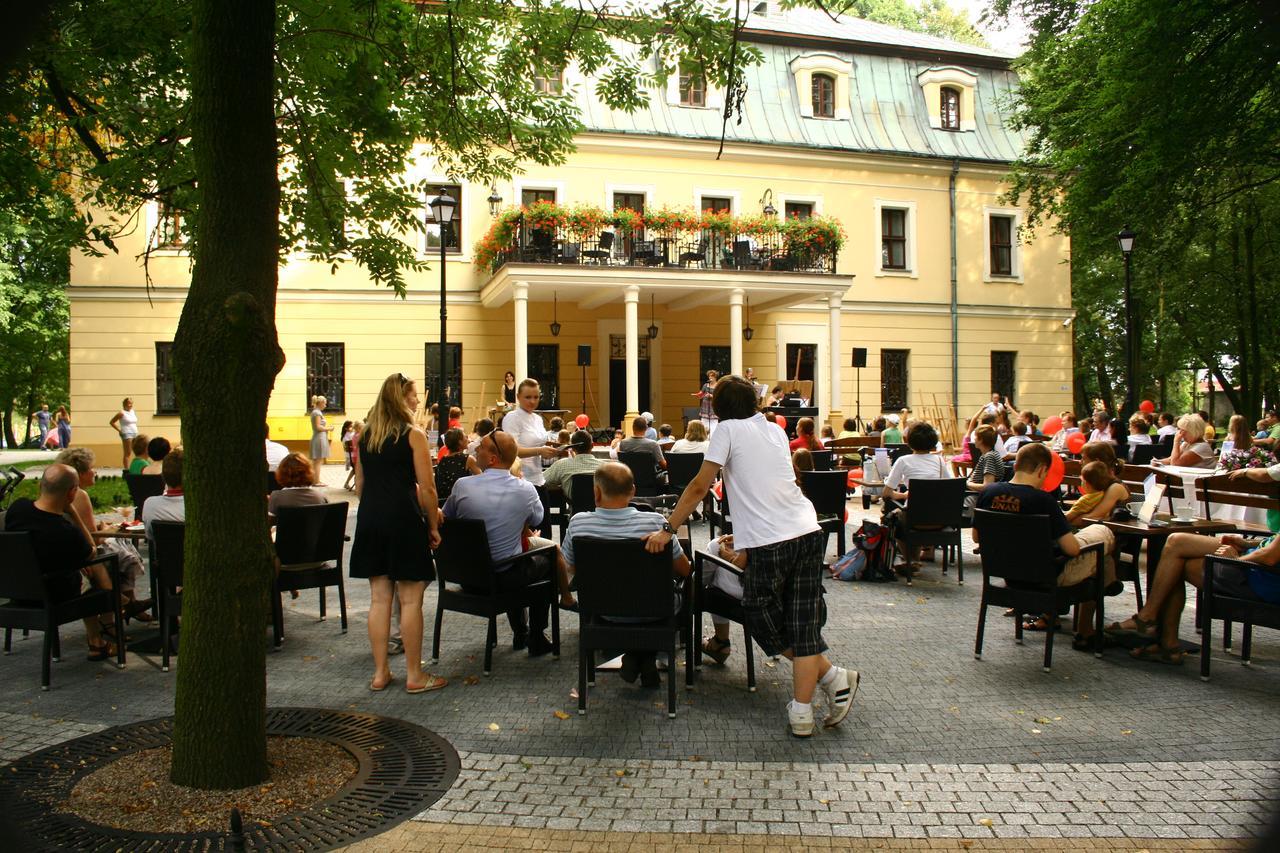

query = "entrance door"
[608,333,651,428]
[784,343,818,406]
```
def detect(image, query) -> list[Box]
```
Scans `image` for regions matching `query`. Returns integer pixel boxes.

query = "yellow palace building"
[69,7,1072,461]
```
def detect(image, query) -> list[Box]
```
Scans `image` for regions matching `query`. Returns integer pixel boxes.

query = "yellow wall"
[69,132,1073,460]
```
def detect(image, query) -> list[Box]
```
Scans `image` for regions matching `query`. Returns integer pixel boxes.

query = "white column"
[729,288,744,376]
[513,281,529,382]
[828,292,843,424]
[624,285,640,418]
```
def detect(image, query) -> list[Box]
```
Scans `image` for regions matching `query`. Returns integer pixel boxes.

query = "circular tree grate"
[0,706,460,851]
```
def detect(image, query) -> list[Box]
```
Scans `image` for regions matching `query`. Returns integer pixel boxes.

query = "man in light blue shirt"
[443,431,573,656]
[562,462,689,687]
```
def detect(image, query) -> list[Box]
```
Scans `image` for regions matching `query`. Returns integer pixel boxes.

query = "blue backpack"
[832,520,894,582]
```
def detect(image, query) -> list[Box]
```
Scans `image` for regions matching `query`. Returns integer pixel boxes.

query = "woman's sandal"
[1129,643,1185,665]
[1105,614,1156,638]
[701,637,731,665]
[405,674,448,694]
[99,622,131,644]
[87,640,117,662]
[1022,615,1060,632]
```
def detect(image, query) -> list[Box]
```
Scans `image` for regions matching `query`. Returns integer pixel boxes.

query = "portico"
[482,263,855,425]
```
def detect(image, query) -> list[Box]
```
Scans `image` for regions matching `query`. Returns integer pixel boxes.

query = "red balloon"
[1043,453,1065,492]
[574,413,590,429]
[1066,432,1087,454]
[775,413,787,426]
[1139,399,1156,414]
[1042,416,1064,436]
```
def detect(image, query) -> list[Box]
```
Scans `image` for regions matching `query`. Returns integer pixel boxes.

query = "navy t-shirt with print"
[975,482,1072,540]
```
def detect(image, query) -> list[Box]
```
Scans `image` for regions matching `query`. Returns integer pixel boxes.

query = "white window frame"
[603,183,657,213]
[419,176,473,260]
[513,179,566,207]
[983,206,1023,283]
[789,54,853,120]
[873,198,918,278]
[777,193,823,222]
[692,188,741,214]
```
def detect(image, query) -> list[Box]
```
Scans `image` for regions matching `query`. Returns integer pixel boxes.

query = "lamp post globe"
[1117,225,1138,421]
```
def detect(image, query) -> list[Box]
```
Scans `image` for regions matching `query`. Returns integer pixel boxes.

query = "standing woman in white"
[645,374,858,738]
[501,378,561,538]
[309,395,331,485]
[108,397,139,469]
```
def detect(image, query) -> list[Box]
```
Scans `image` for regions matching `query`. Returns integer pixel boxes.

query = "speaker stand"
[581,362,587,419]
[855,366,862,431]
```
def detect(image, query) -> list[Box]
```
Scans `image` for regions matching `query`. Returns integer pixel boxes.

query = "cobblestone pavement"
[2,466,1277,845]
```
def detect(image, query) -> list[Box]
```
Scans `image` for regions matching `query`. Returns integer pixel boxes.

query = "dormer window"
[679,64,706,108]
[811,73,835,119]
[917,66,978,132]
[790,54,853,120]
[533,72,563,95]
[940,87,960,131]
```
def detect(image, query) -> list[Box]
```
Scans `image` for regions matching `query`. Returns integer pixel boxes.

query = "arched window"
[940,87,960,131]
[811,73,835,119]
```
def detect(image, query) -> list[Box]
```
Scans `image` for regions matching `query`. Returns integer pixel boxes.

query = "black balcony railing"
[487,218,838,275]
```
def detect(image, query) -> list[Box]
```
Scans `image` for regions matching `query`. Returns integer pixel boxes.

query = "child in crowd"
[657,423,675,450]
[964,425,1004,507]
[546,416,564,442]
[820,423,835,443]
[881,415,903,445]
[1003,421,1032,459]
[341,420,356,487]
[792,447,814,485]
[447,406,463,430]
[128,434,150,474]
[343,421,362,490]
[1067,461,1114,522]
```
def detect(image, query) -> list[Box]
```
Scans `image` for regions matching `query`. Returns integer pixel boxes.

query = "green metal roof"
[574,42,1025,164]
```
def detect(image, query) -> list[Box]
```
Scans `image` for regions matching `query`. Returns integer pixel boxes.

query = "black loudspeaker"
[852,347,867,368]
[577,345,592,367]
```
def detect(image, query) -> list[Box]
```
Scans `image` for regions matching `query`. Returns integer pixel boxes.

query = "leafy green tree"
[788,0,988,47]
[5,0,773,790]
[995,0,1280,419]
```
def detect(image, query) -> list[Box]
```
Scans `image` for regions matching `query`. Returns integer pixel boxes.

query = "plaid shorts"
[743,531,828,658]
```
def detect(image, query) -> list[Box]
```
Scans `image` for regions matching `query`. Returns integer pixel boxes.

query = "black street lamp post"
[429,188,458,411]
[1118,225,1137,420]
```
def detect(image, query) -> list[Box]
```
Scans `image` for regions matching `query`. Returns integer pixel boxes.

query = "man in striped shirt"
[561,462,690,688]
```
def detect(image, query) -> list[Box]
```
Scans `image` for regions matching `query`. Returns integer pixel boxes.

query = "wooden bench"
[1197,473,1279,535]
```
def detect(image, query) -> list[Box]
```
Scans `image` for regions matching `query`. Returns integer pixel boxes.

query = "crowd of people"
[5,376,1278,732]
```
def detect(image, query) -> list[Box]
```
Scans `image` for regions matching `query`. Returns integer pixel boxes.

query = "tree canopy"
[996,0,1280,417]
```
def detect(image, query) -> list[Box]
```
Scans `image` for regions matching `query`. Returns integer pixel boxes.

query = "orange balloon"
[1042,416,1064,436]
[1066,432,1087,454]
[1043,452,1065,492]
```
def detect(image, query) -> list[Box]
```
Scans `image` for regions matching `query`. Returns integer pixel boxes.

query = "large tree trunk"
[169,0,282,789]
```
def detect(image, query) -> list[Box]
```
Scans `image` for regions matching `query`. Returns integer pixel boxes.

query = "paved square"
[2,467,1276,847]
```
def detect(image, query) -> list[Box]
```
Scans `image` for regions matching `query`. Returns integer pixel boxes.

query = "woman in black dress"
[501,370,517,405]
[351,373,446,694]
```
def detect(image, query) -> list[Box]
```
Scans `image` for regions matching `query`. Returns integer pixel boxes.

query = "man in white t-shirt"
[642,375,857,738]
[501,378,563,538]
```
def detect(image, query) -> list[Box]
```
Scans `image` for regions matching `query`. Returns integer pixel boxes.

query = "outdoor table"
[1101,514,1237,591]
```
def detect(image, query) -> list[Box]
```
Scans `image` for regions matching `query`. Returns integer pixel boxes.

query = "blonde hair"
[56,446,95,474]
[310,395,326,410]
[363,374,415,452]
[1177,413,1207,443]
[684,420,708,442]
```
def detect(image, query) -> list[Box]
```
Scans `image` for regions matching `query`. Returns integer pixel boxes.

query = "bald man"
[442,430,571,656]
[4,464,115,656]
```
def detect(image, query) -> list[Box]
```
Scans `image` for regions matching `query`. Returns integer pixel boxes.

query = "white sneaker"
[788,701,815,738]
[820,667,859,728]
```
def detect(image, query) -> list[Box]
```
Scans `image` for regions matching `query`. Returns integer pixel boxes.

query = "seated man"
[1108,530,1280,664]
[973,442,1116,649]
[4,464,116,659]
[142,448,186,537]
[442,431,574,656]
[612,416,667,473]
[561,462,690,687]
[543,429,603,504]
